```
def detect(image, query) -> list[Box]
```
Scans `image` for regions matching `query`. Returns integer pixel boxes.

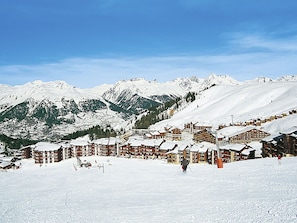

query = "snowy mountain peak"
[277,75,297,82]
[1,74,297,140]
[205,74,240,85]
[24,80,76,91]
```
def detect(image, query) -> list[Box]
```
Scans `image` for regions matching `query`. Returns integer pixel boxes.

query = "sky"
[0,0,296,88]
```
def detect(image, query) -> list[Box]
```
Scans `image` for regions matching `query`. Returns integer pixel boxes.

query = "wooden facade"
[20,146,33,159]
[33,142,63,164]
[167,128,182,141]
[262,127,297,157]
[166,143,189,164]
[184,122,212,134]
[119,139,165,159]
[193,128,216,144]
[70,140,91,157]
[261,134,281,157]
[194,126,270,145]
[227,128,270,144]
[189,142,215,164]
[280,127,297,156]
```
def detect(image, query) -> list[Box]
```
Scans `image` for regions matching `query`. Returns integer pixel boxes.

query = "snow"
[151,81,297,132]
[0,157,296,222]
[1,75,297,140]
[70,139,89,146]
[35,142,61,152]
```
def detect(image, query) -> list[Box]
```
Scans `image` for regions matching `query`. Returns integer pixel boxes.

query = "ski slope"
[1,157,296,222]
[151,81,297,131]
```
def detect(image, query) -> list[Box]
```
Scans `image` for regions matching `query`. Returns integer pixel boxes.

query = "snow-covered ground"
[151,81,297,131]
[1,157,296,223]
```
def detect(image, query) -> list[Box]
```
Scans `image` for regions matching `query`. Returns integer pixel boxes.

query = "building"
[33,142,63,164]
[261,126,297,157]
[190,142,216,164]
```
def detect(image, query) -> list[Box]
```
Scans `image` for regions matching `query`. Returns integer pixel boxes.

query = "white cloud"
[0,33,296,88]
[227,33,297,52]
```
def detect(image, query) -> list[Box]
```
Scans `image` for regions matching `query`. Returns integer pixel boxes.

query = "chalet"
[220,144,250,162]
[261,126,297,157]
[166,148,179,164]
[33,142,63,164]
[158,141,178,160]
[150,131,161,139]
[193,128,216,144]
[159,130,167,138]
[219,147,231,163]
[218,126,270,144]
[184,122,212,134]
[166,127,182,141]
[247,141,263,158]
[280,126,297,156]
[166,142,189,164]
[261,134,281,157]
[190,142,216,164]
[144,131,166,139]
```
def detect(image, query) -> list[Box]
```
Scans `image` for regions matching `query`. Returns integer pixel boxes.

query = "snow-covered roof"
[166,147,179,154]
[190,144,200,152]
[241,148,254,156]
[221,144,246,152]
[261,133,282,142]
[93,137,121,145]
[218,126,255,138]
[159,141,177,151]
[247,141,263,157]
[0,156,15,162]
[0,161,13,168]
[190,142,216,153]
[280,126,297,135]
[125,138,164,147]
[70,139,89,146]
[247,141,262,150]
[176,142,189,151]
[34,142,61,152]
[150,131,160,136]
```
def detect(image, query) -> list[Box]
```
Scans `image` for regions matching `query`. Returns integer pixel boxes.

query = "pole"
[216,130,223,168]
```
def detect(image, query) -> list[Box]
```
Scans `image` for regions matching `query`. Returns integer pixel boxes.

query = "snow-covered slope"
[0,74,296,140]
[151,80,297,133]
[0,75,239,140]
[1,156,296,222]
[0,80,105,108]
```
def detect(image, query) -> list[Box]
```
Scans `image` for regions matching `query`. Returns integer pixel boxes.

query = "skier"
[181,158,189,172]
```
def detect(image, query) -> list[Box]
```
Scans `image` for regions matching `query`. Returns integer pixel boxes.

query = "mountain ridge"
[0,74,296,140]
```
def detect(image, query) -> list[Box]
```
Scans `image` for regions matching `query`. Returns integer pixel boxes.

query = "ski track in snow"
[0,157,296,223]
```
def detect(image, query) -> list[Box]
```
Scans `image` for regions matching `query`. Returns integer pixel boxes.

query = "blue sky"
[0,0,296,88]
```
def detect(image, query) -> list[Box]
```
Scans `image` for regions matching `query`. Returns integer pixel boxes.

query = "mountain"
[150,76,297,134]
[0,74,296,140]
[1,76,232,140]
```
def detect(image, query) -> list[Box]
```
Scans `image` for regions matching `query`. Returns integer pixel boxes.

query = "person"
[181,158,189,172]
[277,154,282,165]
